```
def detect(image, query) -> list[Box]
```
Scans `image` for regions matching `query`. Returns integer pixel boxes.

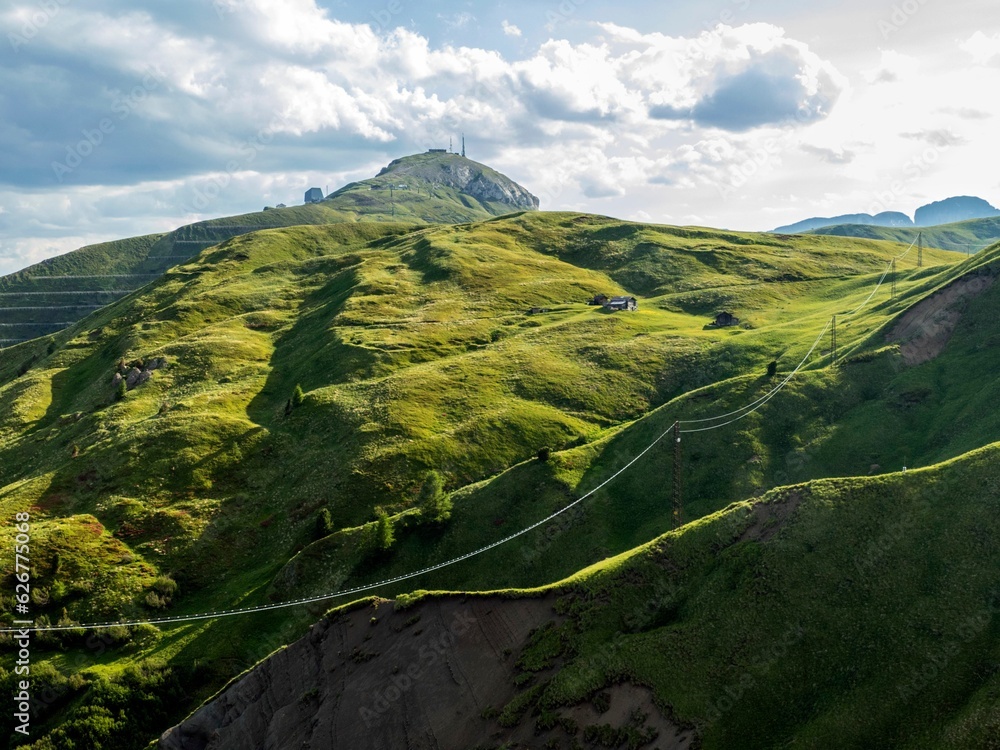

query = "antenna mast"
[462,134,466,158]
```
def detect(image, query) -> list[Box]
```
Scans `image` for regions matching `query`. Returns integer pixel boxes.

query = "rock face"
[376,152,540,212]
[159,595,693,750]
[914,196,1000,227]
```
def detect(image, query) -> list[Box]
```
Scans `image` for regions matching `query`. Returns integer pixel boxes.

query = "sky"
[1,0,999,275]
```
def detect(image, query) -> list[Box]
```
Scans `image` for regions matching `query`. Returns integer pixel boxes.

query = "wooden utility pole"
[831,315,837,365]
[672,422,683,529]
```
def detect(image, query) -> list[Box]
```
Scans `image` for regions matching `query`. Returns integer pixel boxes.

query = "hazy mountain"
[773,196,1000,233]
[914,196,1000,226]
[773,211,913,234]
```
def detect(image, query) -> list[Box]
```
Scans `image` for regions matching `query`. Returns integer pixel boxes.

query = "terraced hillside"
[0,152,538,349]
[4,211,999,749]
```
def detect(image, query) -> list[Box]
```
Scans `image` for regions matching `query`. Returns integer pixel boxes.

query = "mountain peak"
[373,151,540,212]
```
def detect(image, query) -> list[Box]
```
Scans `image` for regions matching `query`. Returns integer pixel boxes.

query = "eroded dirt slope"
[159,595,692,750]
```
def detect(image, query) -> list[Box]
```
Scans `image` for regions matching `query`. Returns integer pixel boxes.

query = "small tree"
[537,447,551,462]
[418,471,452,524]
[292,384,305,407]
[767,360,778,378]
[374,508,394,553]
[116,380,128,401]
[315,508,334,540]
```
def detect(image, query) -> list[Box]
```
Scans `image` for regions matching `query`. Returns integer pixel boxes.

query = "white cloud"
[2,0,998,271]
[962,31,1000,65]
[502,20,522,37]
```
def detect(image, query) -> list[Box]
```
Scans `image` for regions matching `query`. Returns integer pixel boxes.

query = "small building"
[428,148,448,154]
[713,312,740,327]
[604,296,638,312]
[276,203,287,209]
[304,187,324,204]
[589,294,610,306]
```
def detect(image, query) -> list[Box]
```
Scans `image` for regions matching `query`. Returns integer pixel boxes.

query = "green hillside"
[356,437,1000,749]
[0,235,164,347]
[3,211,999,748]
[0,152,538,350]
[805,216,1000,254]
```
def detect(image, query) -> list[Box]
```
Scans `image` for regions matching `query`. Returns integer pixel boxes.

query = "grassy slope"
[2,213,995,748]
[461,437,1000,749]
[0,154,527,350]
[806,216,1000,254]
[0,235,164,345]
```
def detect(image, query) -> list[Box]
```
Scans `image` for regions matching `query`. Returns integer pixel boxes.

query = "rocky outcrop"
[111,356,167,391]
[377,153,539,212]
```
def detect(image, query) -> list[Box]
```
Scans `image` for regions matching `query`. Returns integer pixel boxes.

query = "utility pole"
[917,232,923,268]
[672,422,683,529]
[390,185,395,218]
[891,259,897,300]
[831,315,837,365]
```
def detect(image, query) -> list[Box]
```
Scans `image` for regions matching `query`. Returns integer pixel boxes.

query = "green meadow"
[2,204,1000,749]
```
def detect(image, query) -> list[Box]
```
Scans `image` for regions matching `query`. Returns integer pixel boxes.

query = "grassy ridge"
[0,153,538,351]
[481,438,1000,749]
[807,216,1000,254]
[1,212,994,748]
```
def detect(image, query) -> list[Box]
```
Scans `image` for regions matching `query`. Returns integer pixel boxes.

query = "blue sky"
[1,0,999,274]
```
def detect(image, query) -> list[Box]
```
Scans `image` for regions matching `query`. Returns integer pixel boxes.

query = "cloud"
[439,12,474,30]
[502,20,522,37]
[800,144,856,164]
[901,129,967,148]
[938,107,991,120]
[962,31,1000,65]
[863,51,919,85]
[640,24,843,132]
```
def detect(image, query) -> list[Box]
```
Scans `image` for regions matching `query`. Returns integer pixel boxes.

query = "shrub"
[375,508,394,552]
[292,384,305,407]
[767,360,778,377]
[418,471,452,524]
[537,447,551,462]
[315,508,334,539]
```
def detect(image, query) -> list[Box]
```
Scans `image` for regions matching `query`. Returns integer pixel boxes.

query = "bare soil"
[886,270,996,366]
[159,594,695,750]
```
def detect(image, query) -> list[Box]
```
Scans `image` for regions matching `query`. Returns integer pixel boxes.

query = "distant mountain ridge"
[773,195,1000,233]
[774,212,913,234]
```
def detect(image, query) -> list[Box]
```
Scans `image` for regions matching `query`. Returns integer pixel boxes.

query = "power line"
[1,417,679,634]
[678,319,832,434]
[0,239,932,634]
